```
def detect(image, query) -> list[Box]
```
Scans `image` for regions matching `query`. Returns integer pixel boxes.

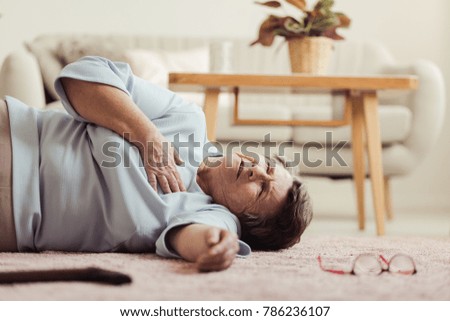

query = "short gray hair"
[239,156,313,250]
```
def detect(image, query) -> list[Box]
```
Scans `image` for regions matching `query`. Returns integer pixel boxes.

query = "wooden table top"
[169,72,418,91]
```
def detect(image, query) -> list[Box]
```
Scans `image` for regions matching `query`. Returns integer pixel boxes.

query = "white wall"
[0,0,449,210]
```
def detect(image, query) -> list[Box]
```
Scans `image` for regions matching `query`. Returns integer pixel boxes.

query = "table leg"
[362,91,386,236]
[384,176,393,220]
[350,93,366,230]
[203,88,220,141]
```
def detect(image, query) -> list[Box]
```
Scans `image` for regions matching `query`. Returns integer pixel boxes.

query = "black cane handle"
[0,267,132,285]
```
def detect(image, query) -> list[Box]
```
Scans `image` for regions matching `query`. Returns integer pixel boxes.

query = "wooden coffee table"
[169,73,418,236]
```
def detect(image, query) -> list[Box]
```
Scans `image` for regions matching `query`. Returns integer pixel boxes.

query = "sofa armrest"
[381,60,445,167]
[0,47,46,108]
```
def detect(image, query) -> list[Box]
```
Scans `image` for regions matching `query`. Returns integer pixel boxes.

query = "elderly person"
[0,56,312,272]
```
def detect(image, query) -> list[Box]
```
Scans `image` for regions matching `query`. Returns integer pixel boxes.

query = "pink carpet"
[0,235,449,300]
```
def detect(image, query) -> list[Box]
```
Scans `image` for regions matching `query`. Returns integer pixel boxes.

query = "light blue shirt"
[6,56,250,258]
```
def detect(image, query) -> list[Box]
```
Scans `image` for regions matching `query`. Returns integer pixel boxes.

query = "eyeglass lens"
[388,254,416,275]
[352,254,382,275]
[352,254,416,276]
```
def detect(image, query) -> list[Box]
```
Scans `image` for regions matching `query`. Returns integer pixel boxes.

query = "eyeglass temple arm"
[317,256,348,275]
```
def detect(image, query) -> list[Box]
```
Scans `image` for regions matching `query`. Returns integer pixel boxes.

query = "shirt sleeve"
[54,55,182,122]
[155,208,252,259]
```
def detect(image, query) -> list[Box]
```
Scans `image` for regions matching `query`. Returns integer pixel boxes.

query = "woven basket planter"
[288,37,334,74]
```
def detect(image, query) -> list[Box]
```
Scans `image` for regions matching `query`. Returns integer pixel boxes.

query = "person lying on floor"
[0,56,312,272]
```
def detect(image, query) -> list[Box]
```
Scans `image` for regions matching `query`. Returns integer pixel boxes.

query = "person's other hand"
[140,131,186,193]
[196,227,239,272]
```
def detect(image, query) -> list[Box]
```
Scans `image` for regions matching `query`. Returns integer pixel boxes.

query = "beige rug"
[0,235,449,300]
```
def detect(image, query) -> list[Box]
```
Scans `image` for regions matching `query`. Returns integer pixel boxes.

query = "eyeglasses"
[317,254,417,276]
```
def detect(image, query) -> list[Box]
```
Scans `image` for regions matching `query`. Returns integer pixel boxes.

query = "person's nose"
[248,163,271,182]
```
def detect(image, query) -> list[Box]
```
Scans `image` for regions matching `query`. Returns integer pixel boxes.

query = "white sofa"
[0,34,445,205]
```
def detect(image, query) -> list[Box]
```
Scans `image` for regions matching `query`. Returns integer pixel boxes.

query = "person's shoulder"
[199,202,234,216]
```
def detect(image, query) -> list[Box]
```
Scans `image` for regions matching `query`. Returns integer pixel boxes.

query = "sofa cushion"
[27,36,130,101]
[26,37,65,101]
[124,47,209,106]
[295,143,416,177]
[292,104,412,145]
[28,34,207,102]
[56,38,128,65]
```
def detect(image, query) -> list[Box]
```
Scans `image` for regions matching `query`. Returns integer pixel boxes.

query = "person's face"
[196,153,293,218]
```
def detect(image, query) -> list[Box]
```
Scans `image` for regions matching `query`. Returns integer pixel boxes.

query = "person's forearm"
[61,77,186,193]
[168,224,239,272]
[61,78,157,144]
[167,224,211,262]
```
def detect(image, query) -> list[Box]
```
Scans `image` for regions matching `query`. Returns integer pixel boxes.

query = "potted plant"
[251,0,351,74]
